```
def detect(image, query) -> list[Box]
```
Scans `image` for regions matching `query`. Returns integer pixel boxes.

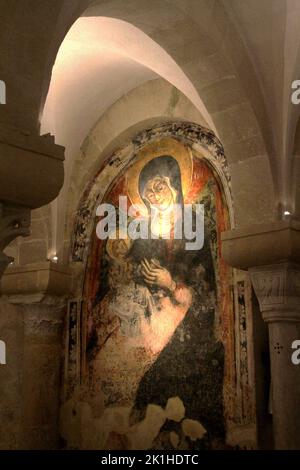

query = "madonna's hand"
[141,258,176,292]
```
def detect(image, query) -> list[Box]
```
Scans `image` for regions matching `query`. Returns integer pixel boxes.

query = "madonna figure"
[86,138,225,449]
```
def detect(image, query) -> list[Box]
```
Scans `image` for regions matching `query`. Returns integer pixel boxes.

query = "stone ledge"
[0,125,64,161]
[221,220,300,270]
[0,262,70,297]
[0,126,65,208]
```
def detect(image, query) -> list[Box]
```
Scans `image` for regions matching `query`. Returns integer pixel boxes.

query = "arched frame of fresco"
[71,122,234,264]
[65,122,256,450]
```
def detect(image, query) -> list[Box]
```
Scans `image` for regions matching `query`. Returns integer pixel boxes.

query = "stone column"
[0,262,70,449]
[19,297,66,449]
[222,220,300,449]
[250,263,300,449]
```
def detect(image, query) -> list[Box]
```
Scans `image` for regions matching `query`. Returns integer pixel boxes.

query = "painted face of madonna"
[143,176,177,211]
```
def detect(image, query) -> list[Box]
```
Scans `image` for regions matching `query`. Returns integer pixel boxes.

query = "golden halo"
[126,138,193,213]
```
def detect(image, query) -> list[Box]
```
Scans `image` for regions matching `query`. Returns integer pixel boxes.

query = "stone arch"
[37,0,276,265]
[60,79,210,262]
[61,79,224,264]
[70,120,232,264]
[0,1,276,226]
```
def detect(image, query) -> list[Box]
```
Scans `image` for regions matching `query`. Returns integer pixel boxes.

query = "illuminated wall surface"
[4,0,300,456]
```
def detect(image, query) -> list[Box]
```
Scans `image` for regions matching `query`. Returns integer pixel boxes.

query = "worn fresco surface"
[62,128,257,449]
[64,136,235,450]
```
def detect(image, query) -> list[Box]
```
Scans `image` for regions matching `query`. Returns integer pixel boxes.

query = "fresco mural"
[71,137,234,450]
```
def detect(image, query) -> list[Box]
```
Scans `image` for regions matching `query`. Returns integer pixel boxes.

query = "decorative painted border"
[64,298,82,399]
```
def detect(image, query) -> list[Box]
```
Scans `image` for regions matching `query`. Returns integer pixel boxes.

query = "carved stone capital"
[249,263,300,322]
[0,125,64,208]
[0,203,31,277]
[222,221,300,322]
[0,126,65,279]
[222,220,300,270]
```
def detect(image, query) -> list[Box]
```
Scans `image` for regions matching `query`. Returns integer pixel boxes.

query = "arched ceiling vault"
[40,14,217,257]
[221,0,300,217]
[40,0,279,257]
[5,0,300,261]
